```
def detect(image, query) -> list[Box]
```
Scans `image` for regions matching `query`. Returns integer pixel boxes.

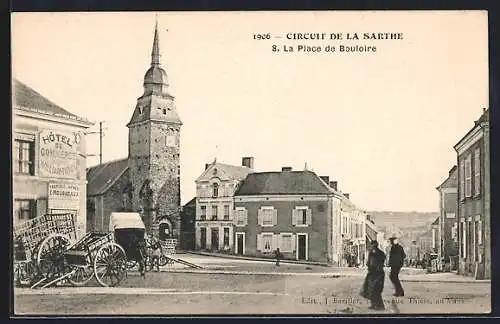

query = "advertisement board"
[48,182,80,210]
[39,129,79,179]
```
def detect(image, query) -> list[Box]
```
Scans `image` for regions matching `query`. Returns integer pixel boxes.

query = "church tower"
[127,20,182,240]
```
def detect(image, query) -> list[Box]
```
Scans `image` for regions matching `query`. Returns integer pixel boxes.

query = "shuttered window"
[474,148,481,196]
[292,207,312,226]
[459,160,465,201]
[14,139,35,175]
[464,154,472,198]
[234,208,248,226]
[14,199,37,223]
[258,207,277,227]
[279,233,294,252]
[200,206,207,220]
[257,233,274,252]
[211,205,218,220]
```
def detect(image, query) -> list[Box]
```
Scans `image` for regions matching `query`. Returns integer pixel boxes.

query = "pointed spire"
[151,15,160,66]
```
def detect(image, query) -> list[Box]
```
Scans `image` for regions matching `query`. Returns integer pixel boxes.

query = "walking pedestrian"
[388,236,406,297]
[274,248,282,267]
[360,240,386,310]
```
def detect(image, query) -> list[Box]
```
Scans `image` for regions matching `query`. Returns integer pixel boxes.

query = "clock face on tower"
[166,134,176,147]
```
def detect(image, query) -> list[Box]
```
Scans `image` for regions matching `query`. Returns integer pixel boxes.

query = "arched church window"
[163,109,167,115]
[213,183,219,198]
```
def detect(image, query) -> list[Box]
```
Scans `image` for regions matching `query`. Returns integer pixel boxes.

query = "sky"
[11,11,489,212]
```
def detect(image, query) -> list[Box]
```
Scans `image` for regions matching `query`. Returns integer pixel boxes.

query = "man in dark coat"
[388,237,406,296]
[360,240,386,310]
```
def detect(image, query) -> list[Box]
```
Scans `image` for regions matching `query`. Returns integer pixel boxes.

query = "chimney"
[242,157,254,169]
[329,181,338,191]
[344,193,350,199]
[205,163,210,170]
[282,166,292,172]
[319,176,330,184]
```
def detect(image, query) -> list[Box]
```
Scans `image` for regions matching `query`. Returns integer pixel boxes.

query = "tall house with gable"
[454,108,490,279]
[195,157,254,251]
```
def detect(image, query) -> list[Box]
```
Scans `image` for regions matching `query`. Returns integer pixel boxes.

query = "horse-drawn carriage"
[14,212,149,288]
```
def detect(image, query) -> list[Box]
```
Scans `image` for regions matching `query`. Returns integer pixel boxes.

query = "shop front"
[12,79,93,239]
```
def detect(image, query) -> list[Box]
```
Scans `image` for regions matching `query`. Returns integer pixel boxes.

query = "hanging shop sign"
[48,182,80,210]
[39,130,79,179]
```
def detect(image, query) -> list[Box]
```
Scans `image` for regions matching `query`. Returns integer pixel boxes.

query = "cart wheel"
[36,234,72,280]
[93,242,127,287]
[14,261,38,287]
[68,253,94,286]
[158,255,168,267]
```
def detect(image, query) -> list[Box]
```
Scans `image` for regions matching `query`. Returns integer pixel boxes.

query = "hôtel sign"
[48,183,80,210]
[39,130,79,179]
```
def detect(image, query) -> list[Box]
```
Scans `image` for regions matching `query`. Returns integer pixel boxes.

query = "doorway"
[211,228,219,251]
[159,221,171,241]
[235,232,245,255]
[297,234,307,260]
[200,228,207,250]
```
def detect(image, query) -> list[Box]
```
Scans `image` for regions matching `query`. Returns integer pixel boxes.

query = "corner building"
[453,108,490,279]
[233,167,345,264]
[12,79,93,238]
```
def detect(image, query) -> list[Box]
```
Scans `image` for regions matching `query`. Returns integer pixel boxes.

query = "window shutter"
[257,233,262,251]
[257,209,262,226]
[273,209,278,226]
[243,209,248,226]
[291,234,296,251]
[306,208,312,225]
[278,234,283,250]
[292,209,297,226]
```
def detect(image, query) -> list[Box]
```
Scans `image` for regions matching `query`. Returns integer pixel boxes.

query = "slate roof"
[12,79,92,124]
[183,197,196,208]
[197,162,252,182]
[234,170,332,196]
[436,165,458,190]
[454,108,489,149]
[87,158,129,196]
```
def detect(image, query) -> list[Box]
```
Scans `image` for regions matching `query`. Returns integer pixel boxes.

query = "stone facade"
[86,23,182,242]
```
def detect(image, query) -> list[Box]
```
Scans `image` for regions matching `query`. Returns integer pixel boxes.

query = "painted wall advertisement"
[39,129,80,179]
[48,182,80,210]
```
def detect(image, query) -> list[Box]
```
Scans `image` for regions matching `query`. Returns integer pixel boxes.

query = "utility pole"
[86,121,106,165]
[99,121,103,165]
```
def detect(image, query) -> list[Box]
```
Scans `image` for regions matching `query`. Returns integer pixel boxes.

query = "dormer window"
[213,183,219,198]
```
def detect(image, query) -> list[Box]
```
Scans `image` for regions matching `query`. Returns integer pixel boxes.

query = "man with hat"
[360,240,386,310]
[388,235,406,297]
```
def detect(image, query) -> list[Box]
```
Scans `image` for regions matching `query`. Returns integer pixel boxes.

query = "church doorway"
[158,219,172,241]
